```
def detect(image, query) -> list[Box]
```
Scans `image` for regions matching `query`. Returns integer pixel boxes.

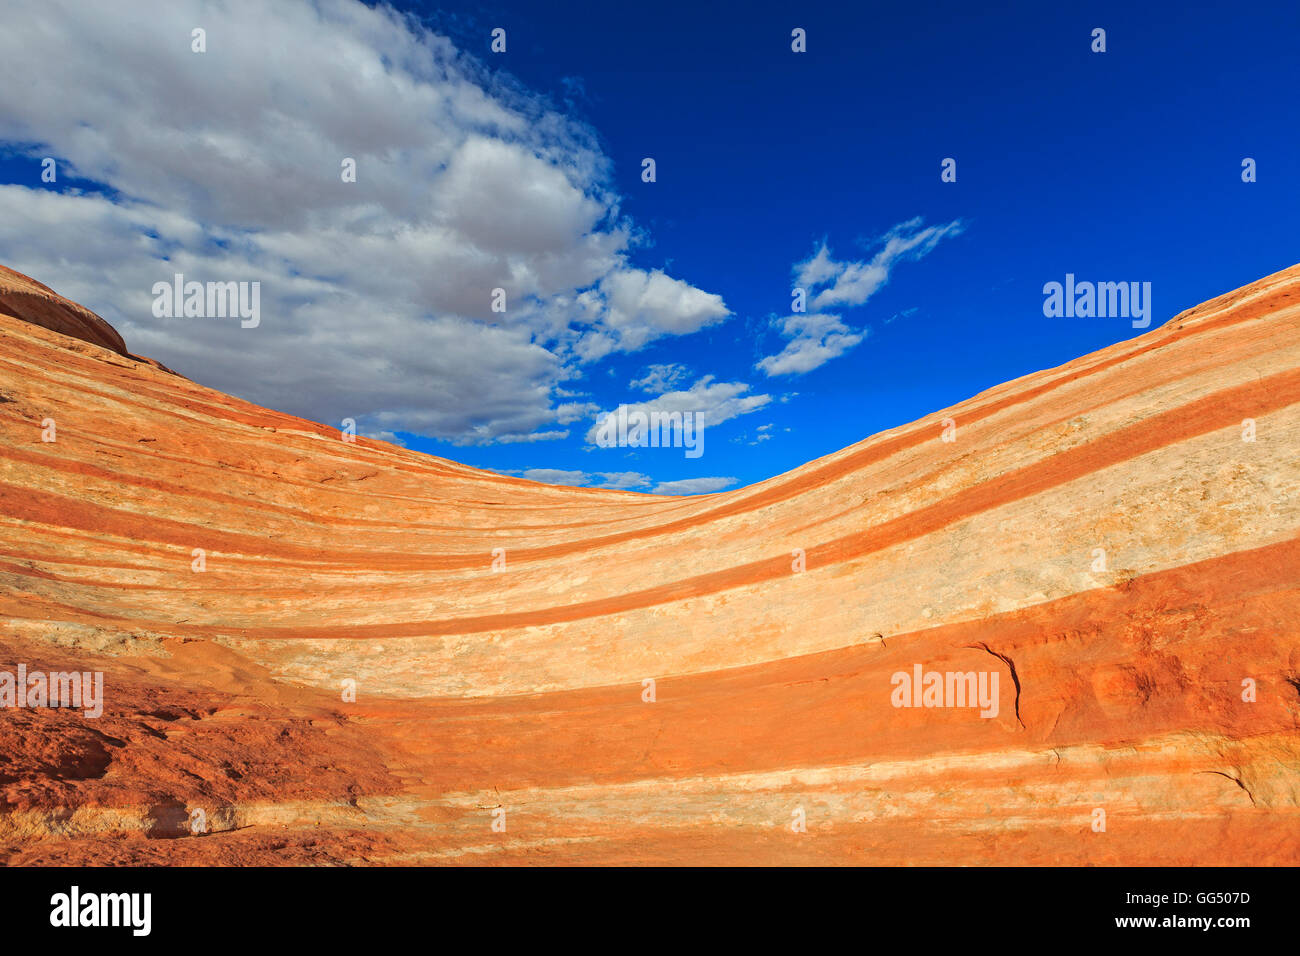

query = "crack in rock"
[1197,770,1257,807]
[964,641,1025,728]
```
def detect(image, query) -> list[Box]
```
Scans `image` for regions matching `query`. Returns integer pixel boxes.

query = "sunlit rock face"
[0,264,127,356]
[1,262,1298,865]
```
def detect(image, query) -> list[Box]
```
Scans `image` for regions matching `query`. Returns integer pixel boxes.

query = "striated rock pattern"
[0,265,127,357]
[1,263,1298,865]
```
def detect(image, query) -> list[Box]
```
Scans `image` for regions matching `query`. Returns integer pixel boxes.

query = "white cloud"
[886,306,919,324]
[731,421,774,446]
[554,401,600,425]
[360,429,405,446]
[583,376,771,444]
[630,362,691,393]
[653,476,736,495]
[593,471,655,490]
[756,312,866,377]
[574,269,729,360]
[519,469,591,486]
[794,217,963,311]
[516,468,653,491]
[495,429,569,444]
[794,243,839,289]
[0,0,729,445]
[513,468,733,494]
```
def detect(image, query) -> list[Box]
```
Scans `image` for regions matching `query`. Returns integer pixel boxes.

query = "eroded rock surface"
[1,264,1298,864]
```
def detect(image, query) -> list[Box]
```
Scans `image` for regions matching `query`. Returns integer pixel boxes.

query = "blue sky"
[0,0,1296,493]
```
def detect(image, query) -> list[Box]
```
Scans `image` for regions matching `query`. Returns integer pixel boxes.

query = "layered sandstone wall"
[1,264,1297,864]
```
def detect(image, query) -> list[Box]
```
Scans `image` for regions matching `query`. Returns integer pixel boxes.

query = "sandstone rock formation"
[0,265,127,357]
[1,263,1297,865]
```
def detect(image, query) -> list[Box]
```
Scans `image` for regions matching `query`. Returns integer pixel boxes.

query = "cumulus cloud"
[795,217,963,311]
[573,269,729,361]
[756,312,866,377]
[583,376,771,445]
[0,0,729,444]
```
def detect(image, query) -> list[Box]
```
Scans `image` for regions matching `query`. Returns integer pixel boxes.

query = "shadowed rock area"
[1,263,1298,865]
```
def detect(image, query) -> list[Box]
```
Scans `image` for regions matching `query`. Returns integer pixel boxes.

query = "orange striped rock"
[1,263,1297,865]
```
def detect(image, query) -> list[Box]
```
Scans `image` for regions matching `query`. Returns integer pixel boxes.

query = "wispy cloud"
[756,312,866,377]
[510,468,734,495]
[758,217,962,376]
[630,362,691,393]
[517,468,651,489]
[583,376,770,445]
[494,430,570,444]
[652,476,736,495]
[795,217,963,311]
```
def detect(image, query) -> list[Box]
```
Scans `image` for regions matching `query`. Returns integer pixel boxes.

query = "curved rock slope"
[1,264,1298,865]
[0,265,127,356]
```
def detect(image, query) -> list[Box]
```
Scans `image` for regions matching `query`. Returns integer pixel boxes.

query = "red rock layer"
[0,265,127,356]
[0,263,1297,865]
